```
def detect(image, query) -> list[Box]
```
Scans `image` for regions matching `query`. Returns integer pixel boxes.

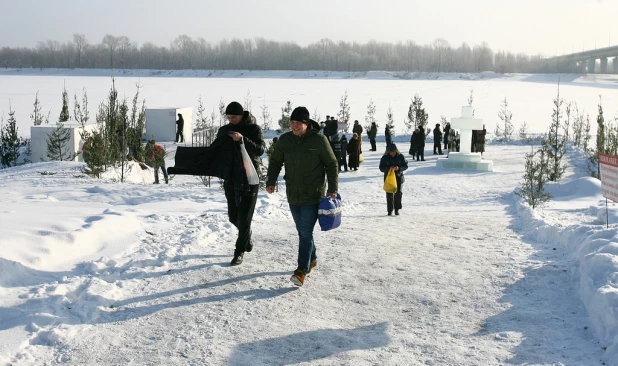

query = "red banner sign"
[600,153,618,202]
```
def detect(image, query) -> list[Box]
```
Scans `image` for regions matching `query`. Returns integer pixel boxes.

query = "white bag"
[240,142,260,185]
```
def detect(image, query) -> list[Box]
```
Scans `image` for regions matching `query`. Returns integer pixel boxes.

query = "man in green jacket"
[266,107,339,287]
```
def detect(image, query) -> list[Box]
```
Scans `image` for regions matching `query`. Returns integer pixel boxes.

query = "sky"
[1,0,616,56]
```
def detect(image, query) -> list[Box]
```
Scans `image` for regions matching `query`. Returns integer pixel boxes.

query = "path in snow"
[4,144,606,365]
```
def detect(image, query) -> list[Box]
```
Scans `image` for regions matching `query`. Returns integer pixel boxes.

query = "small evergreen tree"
[260,101,272,131]
[218,98,226,127]
[82,130,106,178]
[46,121,72,161]
[278,100,293,131]
[518,121,530,143]
[495,97,514,142]
[589,99,605,178]
[337,91,351,132]
[410,94,429,136]
[126,84,146,162]
[468,89,474,106]
[59,84,70,123]
[515,148,551,209]
[30,91,44,126]
[572,103,585,148]
[364,99,377,132]
[244,90,252,114]
[0,107,21,167]
[563,101,572,144]
[73,88,90,133]
[542,87,567,182]
[386,106,395,135]
[404,98,415,134]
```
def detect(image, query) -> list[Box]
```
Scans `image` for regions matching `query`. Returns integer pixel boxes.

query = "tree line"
[0,34,548,73]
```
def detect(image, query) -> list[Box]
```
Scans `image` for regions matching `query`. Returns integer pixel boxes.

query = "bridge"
[544,45,618,74]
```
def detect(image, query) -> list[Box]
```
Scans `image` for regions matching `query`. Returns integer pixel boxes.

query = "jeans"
[289,203,319,273]
[154,162,168,183]
[224,183,259,255]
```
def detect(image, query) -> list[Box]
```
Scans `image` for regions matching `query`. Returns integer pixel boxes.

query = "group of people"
[202,102,410,287]
[165,102,488,288]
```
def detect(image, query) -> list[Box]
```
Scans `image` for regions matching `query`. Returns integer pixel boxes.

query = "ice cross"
[450,106,484,154]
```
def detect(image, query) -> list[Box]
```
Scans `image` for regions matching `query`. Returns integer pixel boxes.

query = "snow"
[2,69,618,140]
[1,73,618,364]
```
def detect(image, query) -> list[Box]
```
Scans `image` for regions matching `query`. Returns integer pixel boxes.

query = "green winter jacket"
[267,125,338,205]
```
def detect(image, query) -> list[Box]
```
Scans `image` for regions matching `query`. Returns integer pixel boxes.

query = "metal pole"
[607,198,609,229]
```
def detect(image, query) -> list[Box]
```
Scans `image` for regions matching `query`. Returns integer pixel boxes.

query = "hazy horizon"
[1,0,616,57]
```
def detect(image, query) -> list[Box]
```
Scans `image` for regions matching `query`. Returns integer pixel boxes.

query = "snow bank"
[515,176,618,359]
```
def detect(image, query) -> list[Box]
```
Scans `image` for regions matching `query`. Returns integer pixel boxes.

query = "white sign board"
[600,153,618,202]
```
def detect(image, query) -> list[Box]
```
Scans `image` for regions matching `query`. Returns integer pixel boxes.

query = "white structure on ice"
[436,106,493,172]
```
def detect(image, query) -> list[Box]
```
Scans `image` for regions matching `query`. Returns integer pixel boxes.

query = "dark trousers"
[370,138,376,151]
[386,183,403,213]
[224,183,259,255]
[416,148,424,161]
[154,162,168,183]
[433,142,442,154]
[339,156,348,171]
[176,130,184,143]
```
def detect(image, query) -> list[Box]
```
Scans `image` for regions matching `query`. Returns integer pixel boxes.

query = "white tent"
[30,123,98,163]
[145,107,192,143]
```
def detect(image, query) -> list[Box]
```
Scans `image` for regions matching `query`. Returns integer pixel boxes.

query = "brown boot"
[290,269,305,286]
[308,261,317,274]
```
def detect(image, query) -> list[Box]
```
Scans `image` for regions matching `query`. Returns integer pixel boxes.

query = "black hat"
[386,143,398,152]
[290,106,310,123]
[225,101,243,116]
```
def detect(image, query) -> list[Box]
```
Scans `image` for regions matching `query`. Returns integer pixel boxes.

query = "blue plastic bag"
[318,194,342,231]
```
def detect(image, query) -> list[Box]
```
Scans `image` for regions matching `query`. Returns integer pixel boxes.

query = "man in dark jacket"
[266,107,338,287]
[339,135,349,172]
[175,113,185,143]
[443,122,451,150]
[433,123,443,155]
[385,124,393,146]
[218,101,266,266]
[379,143,408,215]
[367,122,378,151]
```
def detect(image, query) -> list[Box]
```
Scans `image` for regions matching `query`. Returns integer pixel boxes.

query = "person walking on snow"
[266,106,338,287]
[379,143,408,216]
[217,101,266,266]
[433,123,443,155]
[175,113,185,143]
[145,139,168,184]
[368,122,378,151]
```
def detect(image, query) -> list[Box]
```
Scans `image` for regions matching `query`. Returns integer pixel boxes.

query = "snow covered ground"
[2,69,618,140]
[1,138,617,365]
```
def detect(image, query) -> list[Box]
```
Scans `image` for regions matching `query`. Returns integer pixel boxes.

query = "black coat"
[347,138,361,168]
[379,153,408,185]
[217,111,266,170]
[176,115,184,130]
[433,127,442,143]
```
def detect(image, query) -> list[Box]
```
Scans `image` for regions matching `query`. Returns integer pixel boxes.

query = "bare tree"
[102,34,119,69]
[73,34,87,68]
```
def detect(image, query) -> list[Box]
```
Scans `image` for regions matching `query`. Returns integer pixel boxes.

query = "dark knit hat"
[290,106,310,123]
[225,101,244,116]
[386,143,398,152]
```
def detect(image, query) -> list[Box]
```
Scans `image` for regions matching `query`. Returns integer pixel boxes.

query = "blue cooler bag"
[318,194,342,231]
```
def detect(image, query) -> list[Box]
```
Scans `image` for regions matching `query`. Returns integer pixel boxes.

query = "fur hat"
[386,143,399,152]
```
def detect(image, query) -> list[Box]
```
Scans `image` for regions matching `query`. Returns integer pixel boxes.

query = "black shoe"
[153,181,159,184]
[395,210,399,215]
[388,211,392,216]
[245,241,253,253]
[231,253,244,266]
